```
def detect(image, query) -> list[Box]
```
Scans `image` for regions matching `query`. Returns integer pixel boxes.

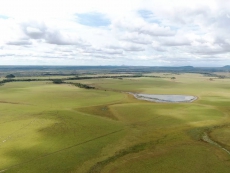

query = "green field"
[0,73,230,173]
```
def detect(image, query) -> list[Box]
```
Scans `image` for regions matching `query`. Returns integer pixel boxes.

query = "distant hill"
[1,65,230,74]
[181,66,194,68]
[223,65,230,68]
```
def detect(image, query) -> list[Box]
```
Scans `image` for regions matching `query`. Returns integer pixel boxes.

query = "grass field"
[0,73,230,173]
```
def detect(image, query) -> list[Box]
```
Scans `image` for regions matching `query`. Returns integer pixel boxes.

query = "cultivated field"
[0,73,230,173]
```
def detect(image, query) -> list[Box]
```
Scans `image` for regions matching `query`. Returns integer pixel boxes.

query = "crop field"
[0,73,230,173]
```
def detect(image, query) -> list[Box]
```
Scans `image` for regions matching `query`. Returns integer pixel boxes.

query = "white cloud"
[121,32,152,45]
[0,0,230,66]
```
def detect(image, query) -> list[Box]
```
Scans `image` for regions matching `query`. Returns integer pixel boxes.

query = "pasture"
[0,73,230,173]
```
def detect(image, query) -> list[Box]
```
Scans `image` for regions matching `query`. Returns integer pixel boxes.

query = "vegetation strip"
[0,74,152,85]
[1,129,124,172]
[88,141,155,173]
[202,132,230,155]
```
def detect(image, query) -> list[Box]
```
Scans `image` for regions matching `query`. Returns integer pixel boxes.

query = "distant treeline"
[66,75,164,80]
[1,74,162,83]
[0,78,45,86]
[67,82,95,89]
[0,75,134,85]
[201,73,227,78]
[2,65,230,74]
[67,75,141,80]
[42,73,77,76]
[1,74,161,88]
[52,79,95,89]
[0,78,95,89]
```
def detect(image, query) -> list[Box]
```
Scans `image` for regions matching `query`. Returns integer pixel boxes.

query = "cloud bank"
[0,0,230,66]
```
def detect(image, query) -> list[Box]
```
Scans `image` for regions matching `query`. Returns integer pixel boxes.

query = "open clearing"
[0,73,230,173]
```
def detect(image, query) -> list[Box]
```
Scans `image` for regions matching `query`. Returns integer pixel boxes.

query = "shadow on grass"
[2,103,229,173]
[1,110,124,173]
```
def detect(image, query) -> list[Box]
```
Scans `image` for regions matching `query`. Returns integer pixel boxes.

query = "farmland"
[0,72,230,173]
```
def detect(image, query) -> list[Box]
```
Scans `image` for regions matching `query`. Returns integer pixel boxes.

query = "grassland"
[0,73,230,173]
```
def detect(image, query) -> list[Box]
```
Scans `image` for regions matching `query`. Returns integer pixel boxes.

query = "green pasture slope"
[0,73,230,173]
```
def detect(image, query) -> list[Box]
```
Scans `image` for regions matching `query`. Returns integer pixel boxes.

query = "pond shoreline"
[128,93,197,103]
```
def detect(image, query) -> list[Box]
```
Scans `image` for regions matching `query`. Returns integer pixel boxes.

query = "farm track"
[0,101,33,105]
[0,112,46,147]
[0,120,36,147]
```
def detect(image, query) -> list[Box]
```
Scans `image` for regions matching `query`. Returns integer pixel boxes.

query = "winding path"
[202,132,230,155]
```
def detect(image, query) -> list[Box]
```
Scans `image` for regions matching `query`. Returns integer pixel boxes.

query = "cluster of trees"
[1,78,44,83]
[52,79,63,84]
[0,77,95,90]
[2,73,164,89]
[5,74,15,78]
[51,79,95,89]
[0,73,167,89]
[66,74,162,80]
[71,83,95,89]
[202,73,226,79]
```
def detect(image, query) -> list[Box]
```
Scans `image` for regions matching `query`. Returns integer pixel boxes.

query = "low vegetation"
[0,72,230,173]
[52,79,63,84]
[70,82,95,89]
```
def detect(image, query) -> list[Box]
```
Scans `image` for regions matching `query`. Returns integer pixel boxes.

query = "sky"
[0,0,230,66]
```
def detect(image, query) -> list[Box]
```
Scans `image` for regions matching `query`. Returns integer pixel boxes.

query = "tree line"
[0,74,165,88]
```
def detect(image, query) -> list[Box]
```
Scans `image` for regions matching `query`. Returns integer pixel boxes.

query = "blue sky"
[138,10,161,24]
[76,12,110,27]
[0,15,9,19]
[0,0,230,66]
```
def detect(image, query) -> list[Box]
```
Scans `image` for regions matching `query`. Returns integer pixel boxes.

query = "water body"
[129,93,197,103]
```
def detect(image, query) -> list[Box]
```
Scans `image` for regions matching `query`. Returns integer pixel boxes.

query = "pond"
[129,93,197,103]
